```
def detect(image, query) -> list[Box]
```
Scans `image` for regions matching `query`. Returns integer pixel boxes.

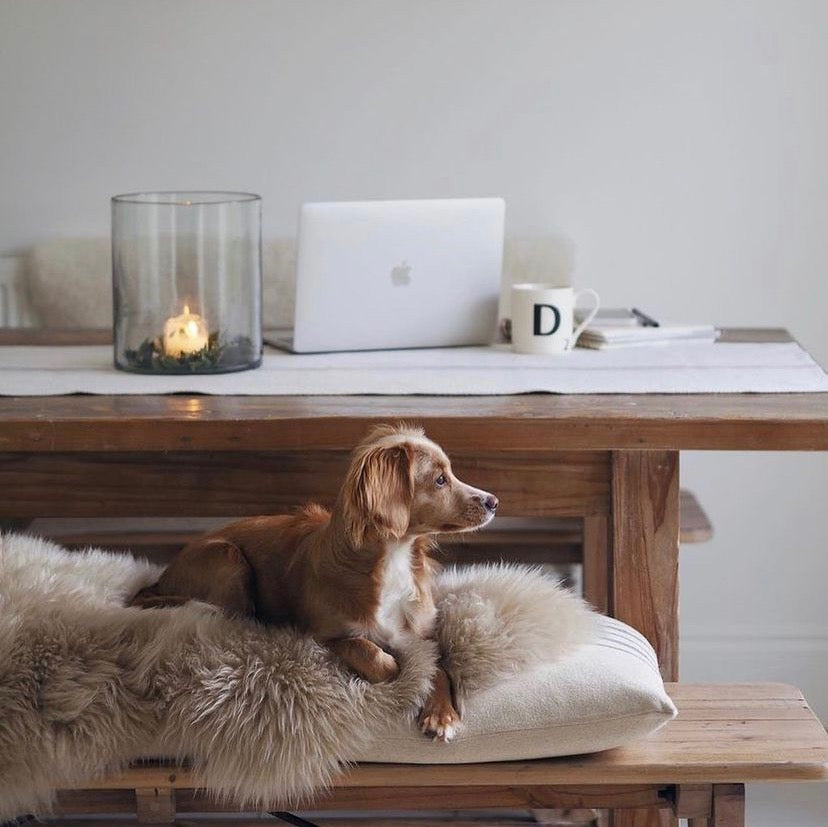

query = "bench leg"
[609,811,674,826]
[711,784,745,826]
[135,786,175,824]
[684,784,745,827]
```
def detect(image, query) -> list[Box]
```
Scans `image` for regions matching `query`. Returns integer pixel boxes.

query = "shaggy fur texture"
[0,533,596,818]
[435,564,598,711]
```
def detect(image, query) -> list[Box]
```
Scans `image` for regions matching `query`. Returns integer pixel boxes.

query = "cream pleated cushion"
[353,615,676,764]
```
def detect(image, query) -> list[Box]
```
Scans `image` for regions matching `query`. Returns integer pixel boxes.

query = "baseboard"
[683,622,828,646]
[680,627,828,722]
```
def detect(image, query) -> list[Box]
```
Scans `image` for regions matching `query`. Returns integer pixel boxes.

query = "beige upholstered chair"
[18,235,575,329]
[21,237,298,330]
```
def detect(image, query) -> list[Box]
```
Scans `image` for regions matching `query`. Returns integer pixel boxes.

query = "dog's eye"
[435,474,447,487]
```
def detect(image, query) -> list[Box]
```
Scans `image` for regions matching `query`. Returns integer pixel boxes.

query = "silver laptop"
[272,198,505,353]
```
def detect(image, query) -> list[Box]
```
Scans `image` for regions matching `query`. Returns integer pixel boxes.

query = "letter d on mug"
[511,284,600,354]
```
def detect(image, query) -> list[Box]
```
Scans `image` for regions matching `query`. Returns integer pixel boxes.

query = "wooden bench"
[48,683,827,826]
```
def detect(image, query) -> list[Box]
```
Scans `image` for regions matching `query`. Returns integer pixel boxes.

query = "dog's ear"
[343,442,414,546]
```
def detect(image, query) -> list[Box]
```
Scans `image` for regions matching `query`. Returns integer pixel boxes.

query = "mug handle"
[570,288,601,349]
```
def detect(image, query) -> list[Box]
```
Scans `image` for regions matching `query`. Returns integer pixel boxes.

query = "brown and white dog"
[131,423,498,741]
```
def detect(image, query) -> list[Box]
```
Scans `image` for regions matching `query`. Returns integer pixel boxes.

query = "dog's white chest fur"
[373,539,420,646]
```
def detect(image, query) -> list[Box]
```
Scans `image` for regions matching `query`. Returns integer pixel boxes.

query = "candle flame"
[164,304,208,357]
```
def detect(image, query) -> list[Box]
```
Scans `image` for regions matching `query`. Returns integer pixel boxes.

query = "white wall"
[1,1,826,819]
[2,0,827,355]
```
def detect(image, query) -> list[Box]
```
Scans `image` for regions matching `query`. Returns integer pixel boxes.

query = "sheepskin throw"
[0,533,596,818]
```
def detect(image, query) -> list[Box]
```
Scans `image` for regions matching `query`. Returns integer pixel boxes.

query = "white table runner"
[1,342,827,395]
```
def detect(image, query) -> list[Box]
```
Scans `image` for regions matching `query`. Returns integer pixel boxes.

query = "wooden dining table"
[2,327,828,827]
[1,327,827,690]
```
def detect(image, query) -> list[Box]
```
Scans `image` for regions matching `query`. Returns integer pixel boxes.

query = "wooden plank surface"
[0,450,610,518]
[283,785,666,813]
[68,684,828,792]
[55,785,665,815]
[1,394,826,453]
[51,820,601,827]
[43,522,585,567]
[1,329,827,453]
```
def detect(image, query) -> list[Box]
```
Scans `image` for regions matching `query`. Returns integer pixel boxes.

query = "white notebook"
[577,322,719,349]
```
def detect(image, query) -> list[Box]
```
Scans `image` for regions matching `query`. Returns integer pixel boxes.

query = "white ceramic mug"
[511,284,600,354]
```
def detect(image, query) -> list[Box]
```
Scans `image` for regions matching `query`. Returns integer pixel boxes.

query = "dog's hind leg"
[199,540,256,617]
[136,539,256,618]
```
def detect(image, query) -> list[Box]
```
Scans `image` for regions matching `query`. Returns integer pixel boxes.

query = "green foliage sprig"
[123,332,258,374]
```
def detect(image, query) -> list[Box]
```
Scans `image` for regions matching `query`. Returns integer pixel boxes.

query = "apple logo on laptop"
[390,260,412,286]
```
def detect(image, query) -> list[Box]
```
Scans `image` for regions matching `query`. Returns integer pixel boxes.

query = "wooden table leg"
[135,786,175,823]
[609,450,680,681]
[606,451,681,827]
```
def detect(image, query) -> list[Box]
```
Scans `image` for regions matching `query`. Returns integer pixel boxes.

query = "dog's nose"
[484,495,499,513]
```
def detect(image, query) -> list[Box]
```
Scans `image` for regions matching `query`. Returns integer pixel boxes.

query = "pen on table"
[631,308,660,327]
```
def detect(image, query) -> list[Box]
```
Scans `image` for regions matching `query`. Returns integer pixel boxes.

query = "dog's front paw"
[418,701,460,743]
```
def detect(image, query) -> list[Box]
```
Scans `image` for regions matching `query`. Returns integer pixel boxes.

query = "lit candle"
[163,304,209,357]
